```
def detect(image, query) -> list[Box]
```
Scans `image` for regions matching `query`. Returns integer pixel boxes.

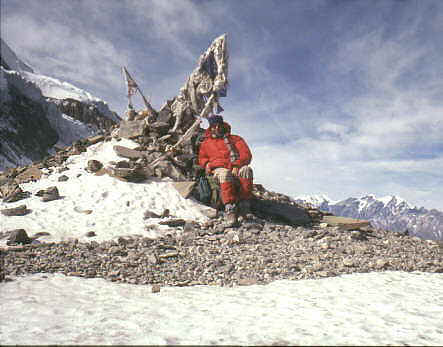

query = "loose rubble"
[1,216,442,286]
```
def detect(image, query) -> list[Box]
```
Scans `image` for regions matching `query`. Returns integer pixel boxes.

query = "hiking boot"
[223,203,238,227]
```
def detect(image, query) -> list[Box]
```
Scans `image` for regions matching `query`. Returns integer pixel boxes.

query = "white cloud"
[2,13,129,94]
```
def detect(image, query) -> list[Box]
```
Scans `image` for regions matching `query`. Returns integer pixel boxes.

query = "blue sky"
[1,0,443,209]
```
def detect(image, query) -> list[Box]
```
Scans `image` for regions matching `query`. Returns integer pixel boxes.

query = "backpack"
[197,175,212,205]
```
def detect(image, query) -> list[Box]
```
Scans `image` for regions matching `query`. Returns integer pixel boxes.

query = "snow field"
[0,271,442,345]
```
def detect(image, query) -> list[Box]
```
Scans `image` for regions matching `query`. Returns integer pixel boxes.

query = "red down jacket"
[198,122,252,170]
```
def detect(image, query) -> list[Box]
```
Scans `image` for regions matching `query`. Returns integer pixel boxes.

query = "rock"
[155,160,187,181]
[303,230,317,239]
[151,284,161,293]
[320,242,330,249]
[58,175,69,182]
[172,181,196,199]
[238,278,258,286]
[32,232,51,238]
[375,259,389,269]
[159,251,179,259]
[74,207,93,214]
[156,104,173,124]
[199,206,218,219]
[115,160,131,168]
[251,198,312,226]
[87,135,104,145]
[108,166,151,182]
[343,259,354,267]
[14,167,42,183]
[350,230,367,241]
[87,160,103,173]
[161,209,170,218]
[40,186,61,202]
[147,254,159,265]
[113,145,145,160]
[144,210,161,219]
[118,119,147,139]
[108,167,133,178]
[1,205,31,216]
[321,216,371,230]
[85,231,96,237]
[159,219,186,227]
[7,229,32,245]
[150,121,170,136]
[1,183,30,203]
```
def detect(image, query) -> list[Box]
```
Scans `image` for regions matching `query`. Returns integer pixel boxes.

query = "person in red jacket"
[198,114,253,225]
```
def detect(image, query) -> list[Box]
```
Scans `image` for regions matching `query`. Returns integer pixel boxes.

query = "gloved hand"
[205,163,212,175]
[232,167,239,176]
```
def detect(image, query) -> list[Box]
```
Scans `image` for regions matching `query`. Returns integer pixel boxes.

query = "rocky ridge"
[296,195,443,241]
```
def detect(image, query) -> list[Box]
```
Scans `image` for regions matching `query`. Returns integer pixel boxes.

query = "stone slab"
[113,145,145,159]
[251,199,312,226]
[118,120,147,139]
[321,215,371,230]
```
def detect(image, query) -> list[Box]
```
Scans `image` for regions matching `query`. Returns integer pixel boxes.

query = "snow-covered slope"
[0,38,120,171]
[295,194,443,241]
[0,137,212,246]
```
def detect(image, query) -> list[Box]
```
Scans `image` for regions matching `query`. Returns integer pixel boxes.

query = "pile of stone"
[103,34,229,182]
[1,215,442,286]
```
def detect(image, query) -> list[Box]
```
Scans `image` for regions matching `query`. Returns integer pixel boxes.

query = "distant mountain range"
[294,194,443,241]
[0,38,120,171]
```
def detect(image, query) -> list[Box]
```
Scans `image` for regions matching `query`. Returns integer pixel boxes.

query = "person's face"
[210,123,224,137]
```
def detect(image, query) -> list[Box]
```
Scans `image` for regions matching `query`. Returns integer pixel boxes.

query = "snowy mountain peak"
[357,194,413,209]
[293,194,335,206]
[307,193,441,240]
[0,38,120,171]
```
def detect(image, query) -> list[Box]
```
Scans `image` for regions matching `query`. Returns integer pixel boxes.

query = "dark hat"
[208,114,224,127]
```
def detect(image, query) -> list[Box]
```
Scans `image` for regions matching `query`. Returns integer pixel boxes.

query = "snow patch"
[0,138,210,245]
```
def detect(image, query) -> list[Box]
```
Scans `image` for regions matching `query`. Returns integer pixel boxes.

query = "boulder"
[113,145,145,160]
[250,198,312,226]
[1,182,30,203]
[87,160,103,173]
[58,175,69,182]
[38,186,61,202]
[149,121,170,136]
[7,229,32,245]
[1,205,31,216]
[118,119,147,139]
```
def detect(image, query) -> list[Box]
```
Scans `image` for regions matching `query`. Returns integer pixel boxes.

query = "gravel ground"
[2,214,442,287]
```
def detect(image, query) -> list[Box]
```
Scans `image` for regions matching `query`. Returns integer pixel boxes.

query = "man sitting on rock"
[198,114,254,226]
